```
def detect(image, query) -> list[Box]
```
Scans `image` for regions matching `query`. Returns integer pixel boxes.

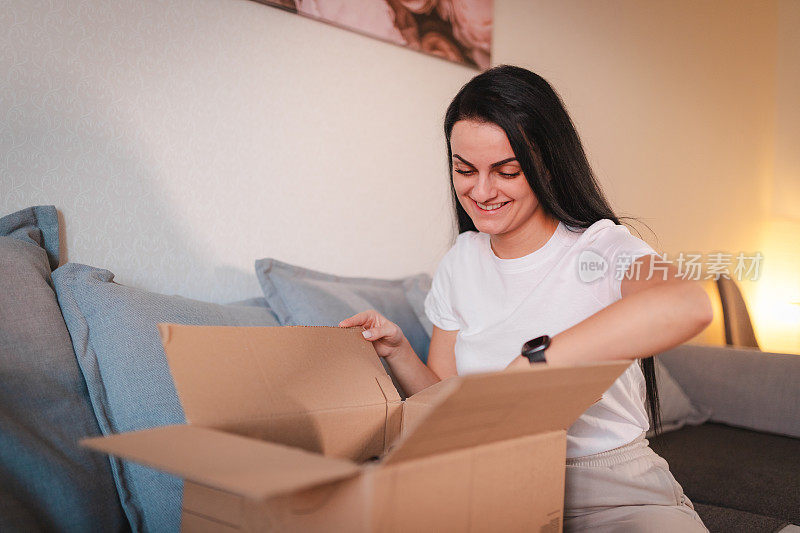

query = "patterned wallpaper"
[1,0,468,303]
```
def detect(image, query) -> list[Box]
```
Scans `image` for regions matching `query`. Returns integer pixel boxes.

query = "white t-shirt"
[423,218,660,458]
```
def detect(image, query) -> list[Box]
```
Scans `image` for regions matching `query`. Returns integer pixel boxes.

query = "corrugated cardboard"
[81,324,630,532]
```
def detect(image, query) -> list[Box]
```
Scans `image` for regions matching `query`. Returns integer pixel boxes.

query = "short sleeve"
[423,253,461,331]
[604,233,660,302]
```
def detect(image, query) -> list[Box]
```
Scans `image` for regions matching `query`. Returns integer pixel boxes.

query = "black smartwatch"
[521,335,551,364]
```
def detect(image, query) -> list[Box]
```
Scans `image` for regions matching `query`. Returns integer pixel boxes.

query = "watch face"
[522,335,548,355]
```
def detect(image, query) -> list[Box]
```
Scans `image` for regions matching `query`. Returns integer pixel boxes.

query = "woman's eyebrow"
[452,155,518,168]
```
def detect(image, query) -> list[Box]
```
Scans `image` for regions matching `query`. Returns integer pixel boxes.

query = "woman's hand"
[340,309,443,396]
[338,309,407,360]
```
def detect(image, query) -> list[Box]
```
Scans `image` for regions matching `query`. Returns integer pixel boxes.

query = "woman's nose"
[472,173,497,200]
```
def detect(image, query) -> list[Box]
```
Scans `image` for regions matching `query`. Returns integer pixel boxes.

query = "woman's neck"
[489,213,560,259]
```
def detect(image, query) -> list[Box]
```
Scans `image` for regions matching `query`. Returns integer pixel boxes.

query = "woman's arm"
[383,325,458,396]
[338,310,455,396]
[507,254,713,369]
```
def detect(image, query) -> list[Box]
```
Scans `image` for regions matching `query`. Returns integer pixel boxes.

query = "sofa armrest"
[657,343,800,438]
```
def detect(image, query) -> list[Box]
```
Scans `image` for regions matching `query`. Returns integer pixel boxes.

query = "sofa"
[1,204,798,533]
[650,345,800,532]
[648,277,800,532]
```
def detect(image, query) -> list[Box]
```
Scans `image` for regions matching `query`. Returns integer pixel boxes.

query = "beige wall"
[494,0,800,353]
[773,0,800,220]
[2,0,794,349]
[494,0,776,256]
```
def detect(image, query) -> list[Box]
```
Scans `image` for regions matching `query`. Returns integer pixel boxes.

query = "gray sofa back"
[659,343,800,439]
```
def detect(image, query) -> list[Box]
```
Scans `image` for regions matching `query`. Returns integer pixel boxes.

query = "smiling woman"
[449,120,558,259]
[340,64,712,532]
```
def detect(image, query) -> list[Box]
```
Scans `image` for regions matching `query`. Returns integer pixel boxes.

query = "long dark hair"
[443,64,662,436]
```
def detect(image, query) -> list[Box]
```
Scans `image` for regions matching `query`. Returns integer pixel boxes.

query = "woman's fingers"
[339,311,405,358]
[362,326,389,340]
[362,322,401,344]
[338,309,377,328]
[339,310,402,347]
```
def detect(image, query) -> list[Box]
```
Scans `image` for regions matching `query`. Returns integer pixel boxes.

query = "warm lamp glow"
[745,217,800,354]
[750,292,800,352]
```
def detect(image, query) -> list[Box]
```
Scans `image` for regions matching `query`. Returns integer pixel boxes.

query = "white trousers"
[563,431,709,532]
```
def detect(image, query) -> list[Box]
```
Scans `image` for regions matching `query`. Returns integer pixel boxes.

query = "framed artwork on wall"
[254,0,492,70]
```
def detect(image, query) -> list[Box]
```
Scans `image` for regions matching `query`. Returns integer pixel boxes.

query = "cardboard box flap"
[400,376,461,437]
[158,324,399,428]
[384,360,631,465]
[404,375,460,407]
[81,425,360,500]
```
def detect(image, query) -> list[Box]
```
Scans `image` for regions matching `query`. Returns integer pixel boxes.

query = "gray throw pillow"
[402,274,434,338]
[647,357,711,437]
[52,264,279,533]
[255,258,432,364]
[0,206,127,532]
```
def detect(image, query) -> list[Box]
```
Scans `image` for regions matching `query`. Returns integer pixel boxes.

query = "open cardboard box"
[81,324,630,532]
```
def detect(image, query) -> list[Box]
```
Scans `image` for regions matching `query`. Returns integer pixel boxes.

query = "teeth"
[477,201,507,211]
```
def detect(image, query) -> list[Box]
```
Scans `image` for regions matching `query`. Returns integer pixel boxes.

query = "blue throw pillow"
[402,274,434,338]
[254,258,431,364]
[52,264,279,533]
[0,206,128,532]
[0,205,60,269]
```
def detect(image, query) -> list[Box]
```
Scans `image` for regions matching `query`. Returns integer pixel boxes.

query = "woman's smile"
[472,198,511,213]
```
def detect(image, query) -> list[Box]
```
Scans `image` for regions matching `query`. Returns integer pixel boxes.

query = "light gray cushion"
[402,274,434,338]
[227,296,271,309]
[255,258,431,364]
[0,206,127,532]
[647,358,711,437]
[658,343,800,438]
[52,264,280,533]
